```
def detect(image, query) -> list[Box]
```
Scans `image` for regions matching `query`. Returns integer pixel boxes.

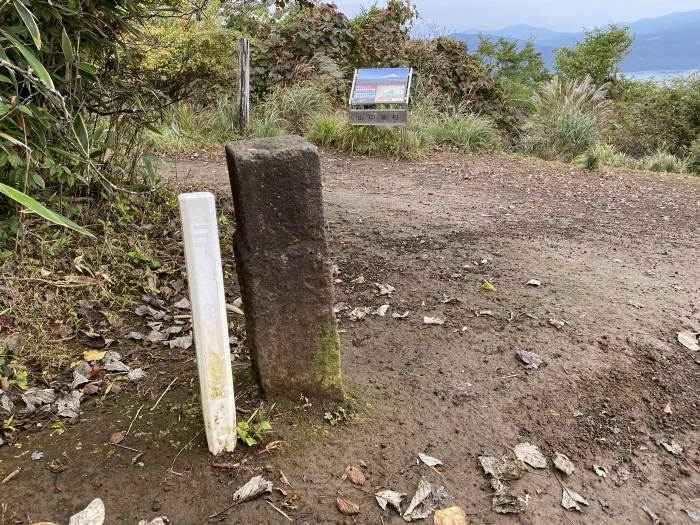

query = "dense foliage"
[554,25,633,88]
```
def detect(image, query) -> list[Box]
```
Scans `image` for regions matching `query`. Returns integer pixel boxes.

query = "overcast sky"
[332,0,700,32]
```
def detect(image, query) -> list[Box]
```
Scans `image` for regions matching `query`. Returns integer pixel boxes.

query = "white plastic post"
[178,192,236,455]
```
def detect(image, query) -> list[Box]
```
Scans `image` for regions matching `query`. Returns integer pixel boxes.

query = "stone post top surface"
[226,135,318,159]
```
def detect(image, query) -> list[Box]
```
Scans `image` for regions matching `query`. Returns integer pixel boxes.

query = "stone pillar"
[225,136,344,400]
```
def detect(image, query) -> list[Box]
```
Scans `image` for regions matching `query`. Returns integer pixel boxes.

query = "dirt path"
[2,150,699,524]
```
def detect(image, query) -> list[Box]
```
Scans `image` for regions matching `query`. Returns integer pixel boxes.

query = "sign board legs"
[178,192,236,455]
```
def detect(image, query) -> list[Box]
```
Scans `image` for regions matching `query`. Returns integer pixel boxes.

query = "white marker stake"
[179,192,236,454]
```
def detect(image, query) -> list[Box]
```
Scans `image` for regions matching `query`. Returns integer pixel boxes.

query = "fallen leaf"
[514,442,547,469]
[75,301,106,323]
[82,384,99,395]
[56,391,82,419]
[481,280,496,292]
[642,505,662,524]
[169,335,193,350]
[145,330,167,344]
[403,479,432,521]
[83,350,106,362]
[77,332,106,350]
[231,475,272,506]
[173,298,190,309]
[137,518,169,525]
[349,307,371,321]
[337,496,360,515]
[31,451,44,461]
[351,276,365,284]
[333,302,349,314]
[418,452,443,467]
[434,506,469,525]
[561,487,589,512]
[492,493,528,514]
[479,454,523,481]
[375,283,396,296]
[102,351,130,373]
[593,465,608,478]
[515,348,544,370]
[68,498,105,525]
[526,279,542,287]
[21,388,56,411]
[663,401,673,414]
[678,331,700,352]
[373,304,390,317]
[423,316,445,326]
[374,490,404,514]
[127,369,147,383]
[344,465,365,485]
[553,453,575,476]
[661,440,683,456]
[110,431,125,444]
[685,510,700,523]
[392,311,410,319]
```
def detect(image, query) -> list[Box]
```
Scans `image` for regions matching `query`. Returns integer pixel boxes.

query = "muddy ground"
[1,150,699,524]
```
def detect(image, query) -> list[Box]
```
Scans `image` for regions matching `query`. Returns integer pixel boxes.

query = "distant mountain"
[450,9,700,74]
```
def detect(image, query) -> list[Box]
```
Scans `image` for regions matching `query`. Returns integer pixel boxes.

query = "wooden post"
[237,37,250,136]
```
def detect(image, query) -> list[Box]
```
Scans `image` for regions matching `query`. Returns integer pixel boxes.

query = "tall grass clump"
[261,82,334,134]
[525,76,612,161]
[423,112,501,152]
[307,112,424,159]
[641,151,682,173]
[146,98,241,152]
[576,143,640,171]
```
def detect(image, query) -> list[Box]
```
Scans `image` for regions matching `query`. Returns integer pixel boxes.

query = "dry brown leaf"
[337,496,360,515]
[109,431,125,445]
[345,465,366,485]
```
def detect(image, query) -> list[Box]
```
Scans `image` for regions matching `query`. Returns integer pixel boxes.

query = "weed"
[236,406,272,446]
[324,406,348,426]
[685,139,700,175]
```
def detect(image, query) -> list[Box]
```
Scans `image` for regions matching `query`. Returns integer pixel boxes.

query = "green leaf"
[61,28,74,64]
[12,1,41,49]
[1,31,54,89]
[73,113,89,153]
[0,183,93,237]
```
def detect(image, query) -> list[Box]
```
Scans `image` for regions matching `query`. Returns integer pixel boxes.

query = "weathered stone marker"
[225,136,344,400]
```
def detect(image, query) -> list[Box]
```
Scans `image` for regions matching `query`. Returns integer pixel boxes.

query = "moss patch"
[311,320,345,400]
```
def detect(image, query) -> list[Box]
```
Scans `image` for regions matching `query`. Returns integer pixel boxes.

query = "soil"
[1,149,699,524]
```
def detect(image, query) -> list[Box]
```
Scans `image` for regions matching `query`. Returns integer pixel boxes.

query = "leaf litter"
[375,490,405,514]
[402,478,448,521]
[561,486,589,512]
[514,348,544,371]
[514,442,547,469]
[418,452,443,467]
[678,331,699,352]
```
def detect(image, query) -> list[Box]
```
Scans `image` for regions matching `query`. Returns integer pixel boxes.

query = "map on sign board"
[351,68,411,104]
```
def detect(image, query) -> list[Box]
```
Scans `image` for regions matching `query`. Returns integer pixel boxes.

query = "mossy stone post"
[225,136,344,400]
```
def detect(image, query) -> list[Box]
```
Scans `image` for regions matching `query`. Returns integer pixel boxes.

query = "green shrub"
[612,75,700,157]
[641,151,682,173]
[685,139,700,175]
